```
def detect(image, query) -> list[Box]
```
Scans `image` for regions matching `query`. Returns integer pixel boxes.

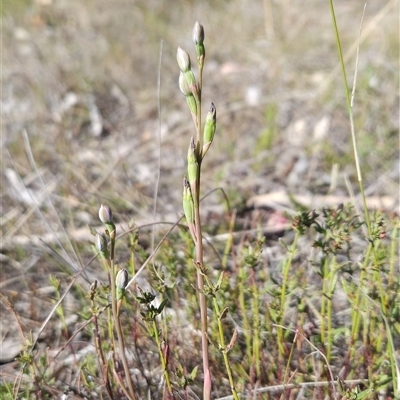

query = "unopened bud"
[183,177,194,223]
[179,71,191,96]
[177,47,191,72]
[193,21,204,45]
[187,137,199,189]
[202,102,216,158]
[193,21,205,59]
[184,70,198,99]
[95,232,109,258]
[116,268,128,315]
[116,268,128,291]
[99,204,113,224]
[186,94,197,119]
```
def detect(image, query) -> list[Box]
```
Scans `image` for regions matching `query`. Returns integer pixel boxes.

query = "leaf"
[215,271,224,291]
[219,307,229,320]
[190,365,198,380]
[157,299,169,314]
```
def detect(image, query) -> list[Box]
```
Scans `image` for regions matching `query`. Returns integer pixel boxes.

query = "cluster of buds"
[178,22,217,244]
[177,47,198,124]
[97,204,129,315]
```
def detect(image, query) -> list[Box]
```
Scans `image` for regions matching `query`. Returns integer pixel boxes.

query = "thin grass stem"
[277,233,299,355]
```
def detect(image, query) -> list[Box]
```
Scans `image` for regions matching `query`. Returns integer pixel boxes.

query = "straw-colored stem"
[194,202,211,400]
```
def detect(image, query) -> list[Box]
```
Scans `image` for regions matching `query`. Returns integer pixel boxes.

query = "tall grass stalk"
[329,1,398,396]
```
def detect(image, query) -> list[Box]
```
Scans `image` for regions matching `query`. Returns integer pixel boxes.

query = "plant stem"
[192,48,211,400]
[194,204,211,400]
[250,268,261,380]
[109,229,136,400]
[238,258,251,372]
[329,0,387,315]
[152,320,174,396]
[278,233,298,355]
[203,272,239,400]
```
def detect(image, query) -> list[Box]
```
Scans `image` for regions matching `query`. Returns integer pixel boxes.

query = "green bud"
[193,21,205,59]
[179,72,197,118]
[95,232,109,258]
[187,137,199,189]
[176,47,191,72]
[184,70,199,100]
[183,176,195,224]
[186,94,197,119]
[202,102,216,158]
[183,176,197,242]
[99,204,113,224]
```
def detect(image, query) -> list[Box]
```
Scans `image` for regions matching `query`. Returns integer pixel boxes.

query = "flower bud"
[116,268,128,291]
[99,204,113,224]
[186,94,197,119]
[183,177,194,224]
[184,71,197,96]
[183,176,197,242]
[115,268,128,316]
[193,21,205,59]
[179,71,191,96]
[95,232,109,258]
[193,21,204,45]
[202,102,216,158]
[187,137,199,189]
[177,47,191,72]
